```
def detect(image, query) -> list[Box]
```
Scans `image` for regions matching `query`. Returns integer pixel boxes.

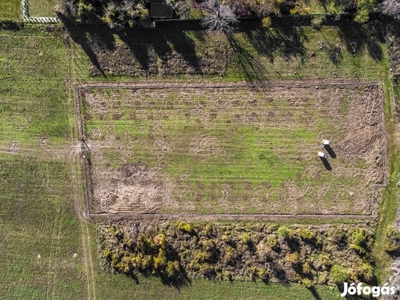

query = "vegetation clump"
[384,224,400,255]
[99,222,377,287]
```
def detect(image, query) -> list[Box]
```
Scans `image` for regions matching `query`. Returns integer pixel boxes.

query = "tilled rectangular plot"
[79,83,386,216]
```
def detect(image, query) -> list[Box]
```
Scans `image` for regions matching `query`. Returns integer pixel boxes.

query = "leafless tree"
[201,0,238,35]
[381,0,400,20]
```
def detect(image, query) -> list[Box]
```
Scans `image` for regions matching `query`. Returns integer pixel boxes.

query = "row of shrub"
[56,0,387,30]
[99,221,377,290]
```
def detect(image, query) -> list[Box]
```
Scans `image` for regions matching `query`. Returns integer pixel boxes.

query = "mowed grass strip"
[0,155,85,299]
[0,29,85,298]
[93,270,342,300]
[0,0,20,20]
[0,32,70,148]
[84,84,384,215]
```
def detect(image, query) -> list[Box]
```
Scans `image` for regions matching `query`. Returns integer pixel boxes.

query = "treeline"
[55,0,398,30]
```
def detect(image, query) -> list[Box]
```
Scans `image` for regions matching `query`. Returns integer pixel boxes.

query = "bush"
[381,0,400,20]
[223,245,237,264]
[302,262,312,275]
[355,0,376,23]
[261,17,272,29]
[313,254,331,271]
[266,235,279,249]
[296,228,316,242]
[327,1,344,15]
[286,252,300,265]
[256,267,270,282]
[153,234,167,248]
[178,221,194,234]
[358,262,374,282]
[329,264,348,284]
[302,278,313,288]
[384,225,400,255]
[153,248,167,271]
[241,233,252,245]
[349,228,372,255]
[354,8,370,23]
[277,225,293,239]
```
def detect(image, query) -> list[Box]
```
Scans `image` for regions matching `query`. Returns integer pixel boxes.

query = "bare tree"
[381,0,400,20]
[201,0,238,34]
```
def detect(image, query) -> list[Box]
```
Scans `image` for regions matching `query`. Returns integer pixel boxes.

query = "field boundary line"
[68,37,96,300]
[88,213,377,222]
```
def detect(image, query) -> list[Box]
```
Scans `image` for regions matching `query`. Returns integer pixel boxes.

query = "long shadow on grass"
[58,11,205,77]
[116,28,204,76]
[336,19,385,62]
[225,32,270,83]
[57,13,117,77]
[241,19,308,66]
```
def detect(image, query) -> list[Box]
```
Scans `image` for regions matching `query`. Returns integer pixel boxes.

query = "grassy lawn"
[373,73,400,281]
[0,155,85,299]
[70,23,387,82]
[0,29,71,147]
[0,0,20,20]
[29,0,59,17]
[225,24,387,81]
[94,274,343,300]
[0,28,86,299]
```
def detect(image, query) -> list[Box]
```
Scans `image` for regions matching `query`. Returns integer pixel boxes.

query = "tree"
[56,0,150,28]
[201,0,238,34]
[381,0,400,20]
[355,0,376,23]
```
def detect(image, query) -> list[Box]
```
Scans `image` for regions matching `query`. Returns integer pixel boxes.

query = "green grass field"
[29,0,59,17]
[0,0,20,20]
[0,28,86,299]
[73,24,387,82]
[0,155,85,299]
[94,272,343,300]
[0,31,71,146]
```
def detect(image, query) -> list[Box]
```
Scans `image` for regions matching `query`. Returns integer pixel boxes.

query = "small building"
[318,152,326,158]
[150,0,173,19]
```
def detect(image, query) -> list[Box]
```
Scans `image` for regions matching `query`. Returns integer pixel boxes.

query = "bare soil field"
[78,82,386,216]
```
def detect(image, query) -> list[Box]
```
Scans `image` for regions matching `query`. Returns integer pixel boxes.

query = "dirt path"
[88,212,376,223]
[67,38,97,300]
[77,78,380,90]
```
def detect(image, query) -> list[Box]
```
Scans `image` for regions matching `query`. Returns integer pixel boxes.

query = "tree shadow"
[242,19,308,66]
[57,12,116,77]
[336,19,384,62]
[58,8,208,77]
[308,286,322,300]
[225,32,268,82]
[159,266,192,291]
[0,21,22,31]
[116,28,204,76]
[59,10,207,78]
